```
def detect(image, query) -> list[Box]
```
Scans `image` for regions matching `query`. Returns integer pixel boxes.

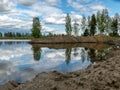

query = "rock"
[0,81,19,90]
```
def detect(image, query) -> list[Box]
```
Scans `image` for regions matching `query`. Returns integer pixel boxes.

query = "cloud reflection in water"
[0,41,92,85]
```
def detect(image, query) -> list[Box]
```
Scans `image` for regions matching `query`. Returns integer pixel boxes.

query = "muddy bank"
[31,43,111,50]
[0,48,120,90]
[29,34,115,44]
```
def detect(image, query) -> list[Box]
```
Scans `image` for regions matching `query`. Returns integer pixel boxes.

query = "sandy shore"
[0,47,120,90]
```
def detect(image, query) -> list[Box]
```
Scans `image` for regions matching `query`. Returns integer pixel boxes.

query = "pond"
[0,40,111,85]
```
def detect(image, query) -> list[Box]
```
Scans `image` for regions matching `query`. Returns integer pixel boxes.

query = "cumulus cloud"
[67,0,106,13]
[43,13,65,25]
[0,43,31,60]
[0,0,64,32]
[67,0,86,11]
[0,0,107,34]
[0,0,16,13]
[0,15,32,30]
[44,0,61,6]
[18,0,37,6]
[90,5,106,11]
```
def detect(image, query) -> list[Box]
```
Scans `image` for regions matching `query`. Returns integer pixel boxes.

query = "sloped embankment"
[29,34,115,44]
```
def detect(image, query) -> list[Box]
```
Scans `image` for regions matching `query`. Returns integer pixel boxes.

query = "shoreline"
[0,47,120,90]
[29,34,116,44]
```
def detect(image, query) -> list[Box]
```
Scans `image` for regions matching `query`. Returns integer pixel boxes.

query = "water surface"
[0,40,111,85]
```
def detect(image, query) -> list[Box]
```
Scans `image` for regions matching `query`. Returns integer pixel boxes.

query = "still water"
[0,40,110,85]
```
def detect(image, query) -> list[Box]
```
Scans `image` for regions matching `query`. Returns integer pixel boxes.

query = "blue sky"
[0,0,120,34]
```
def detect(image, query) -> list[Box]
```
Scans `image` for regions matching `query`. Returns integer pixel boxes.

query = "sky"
[0,0,120,34]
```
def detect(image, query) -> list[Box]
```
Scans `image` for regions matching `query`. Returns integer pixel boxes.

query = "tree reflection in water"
[88,48,109,62]
[65,48,72,65]
[80,48,87,63]
[0,42,2,46]
[73,48,79,57]
[32,45,42,61]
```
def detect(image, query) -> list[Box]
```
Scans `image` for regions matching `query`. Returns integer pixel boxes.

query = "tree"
[65,48,72,65]
[73,20,79,36]
[0,32,2,37]
[32,17,42,38]
[96,9,110,34]
[65,14,72,36]
[32,45,42,61]
[83,28,89,36]
[89,14,96,36]
[110,16,119,36]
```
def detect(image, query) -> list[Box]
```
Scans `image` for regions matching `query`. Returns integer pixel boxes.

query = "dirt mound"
[94,34,114,42]
[30,34,115,44]
[0,81,19,90]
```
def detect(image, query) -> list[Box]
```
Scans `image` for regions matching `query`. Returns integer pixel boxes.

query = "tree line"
[0,32,31,38]
[81,9,119,37]
[32,9,120,38]
[65,9,119,37]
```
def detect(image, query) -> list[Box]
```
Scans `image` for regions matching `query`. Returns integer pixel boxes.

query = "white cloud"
[67,0,106,13]
[90,5,106,11]
[0,15,32,30]
[43,13,65,25]
[0,0,107,34]
[44,0,61,6]
[18,0,37,6]
[0,0,16,13]
[0,44,31,60]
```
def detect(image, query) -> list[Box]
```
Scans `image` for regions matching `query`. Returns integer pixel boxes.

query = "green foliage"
[0,32,2,37]
[32,45,41,61]
[83,28,89,36]
[32,17,42,38]
[65,48,72,64]
[2,32,31,39]
[65,14,72,36]
[89,14,96,36]
[96,9,111,34]
[110,17,119,37]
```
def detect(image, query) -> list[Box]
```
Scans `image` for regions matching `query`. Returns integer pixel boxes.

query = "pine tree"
[65,14,72,36]
[89,14,96,36]
[0,32,2,37]
[83,28,89,36]
[110,16,119,36]
[65,48,72,64]
[32,17,42,38]
[96,9,110,34]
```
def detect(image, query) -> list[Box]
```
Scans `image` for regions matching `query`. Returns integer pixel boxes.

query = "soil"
[0,48,120,90]
[31,43,111,50]
[29,34,116,44]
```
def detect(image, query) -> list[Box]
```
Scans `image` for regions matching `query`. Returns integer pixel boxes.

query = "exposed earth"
[29,34,117,44]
